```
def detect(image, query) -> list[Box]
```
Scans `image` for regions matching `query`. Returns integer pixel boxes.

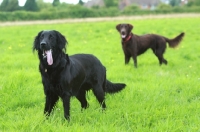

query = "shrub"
[122,4,140,15]
[156,3,172,13]
[0,4,200,22]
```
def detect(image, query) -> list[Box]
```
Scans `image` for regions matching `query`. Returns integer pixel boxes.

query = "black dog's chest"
[45,72,67,95]
[46,70,62,83]
[45,66,85,96]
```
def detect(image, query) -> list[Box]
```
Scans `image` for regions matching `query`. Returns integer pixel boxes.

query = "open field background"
[0,14,200,131]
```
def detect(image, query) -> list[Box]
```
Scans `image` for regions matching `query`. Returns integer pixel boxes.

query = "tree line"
[0,0,199,21]
[0,0,200,12]
[0,0,86,12]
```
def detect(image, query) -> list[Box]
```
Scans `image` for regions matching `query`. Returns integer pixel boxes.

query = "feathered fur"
[33,30,126,121]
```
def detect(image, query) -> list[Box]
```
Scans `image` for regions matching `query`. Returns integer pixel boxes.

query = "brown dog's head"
[116,24,133,39]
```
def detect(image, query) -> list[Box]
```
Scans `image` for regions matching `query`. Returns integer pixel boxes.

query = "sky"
[0,0,90,6]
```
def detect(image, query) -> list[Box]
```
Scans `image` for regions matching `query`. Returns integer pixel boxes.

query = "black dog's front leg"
[44,92,59,117]
[61,92,71,121]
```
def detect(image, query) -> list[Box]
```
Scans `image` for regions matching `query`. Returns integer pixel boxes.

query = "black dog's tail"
[164,32,185,48]
[105,80,126,94]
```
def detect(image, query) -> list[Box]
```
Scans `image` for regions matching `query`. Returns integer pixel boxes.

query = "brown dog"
[116,23,184,68]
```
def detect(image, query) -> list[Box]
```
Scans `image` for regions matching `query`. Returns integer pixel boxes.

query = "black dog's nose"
[40,42,47,48]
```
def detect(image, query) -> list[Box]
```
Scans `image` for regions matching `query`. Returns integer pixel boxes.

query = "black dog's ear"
[66,54,70,64]
[116,24,121,32]
[54,30,68,52]
[33,31,43,52]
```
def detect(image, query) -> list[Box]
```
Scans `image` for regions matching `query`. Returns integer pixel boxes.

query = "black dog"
[116,23,184,68]
[33,30,126,120]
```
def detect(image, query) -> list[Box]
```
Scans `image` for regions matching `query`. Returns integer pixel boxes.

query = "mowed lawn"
[0,16,200,131]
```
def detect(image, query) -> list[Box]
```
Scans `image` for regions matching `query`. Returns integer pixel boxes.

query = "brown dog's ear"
[127,24,133,33]
[116,24,121,31]
[33,30,43,52]
[128,24,133,31]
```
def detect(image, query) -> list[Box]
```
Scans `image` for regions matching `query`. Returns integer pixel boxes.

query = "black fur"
[33,30,126,120]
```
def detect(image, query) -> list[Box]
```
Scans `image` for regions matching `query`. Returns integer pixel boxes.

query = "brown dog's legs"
[156,53,167,65]
[132,55,137,68]
[125,55,131,65]
[162,58,167,65]
[152,47,167,65]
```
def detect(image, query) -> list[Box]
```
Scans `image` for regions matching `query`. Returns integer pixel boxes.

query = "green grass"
[0,16,200,131]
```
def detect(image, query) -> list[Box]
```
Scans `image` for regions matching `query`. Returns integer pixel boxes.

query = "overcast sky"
[0,0,90,6]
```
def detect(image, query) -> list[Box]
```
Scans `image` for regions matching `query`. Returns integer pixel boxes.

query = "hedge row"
[0,6,199,22]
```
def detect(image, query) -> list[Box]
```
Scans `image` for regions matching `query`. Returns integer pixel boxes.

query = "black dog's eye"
[49,35,54,40]
[40,35,44,40]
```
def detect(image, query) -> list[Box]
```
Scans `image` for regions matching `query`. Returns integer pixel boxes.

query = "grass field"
[0,15,200,131]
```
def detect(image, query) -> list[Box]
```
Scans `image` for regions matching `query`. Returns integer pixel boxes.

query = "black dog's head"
[116,23,133,39]
[33,30,67,66]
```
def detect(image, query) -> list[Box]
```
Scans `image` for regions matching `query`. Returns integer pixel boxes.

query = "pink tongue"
[122,35,126,38]
[45,50,53,65]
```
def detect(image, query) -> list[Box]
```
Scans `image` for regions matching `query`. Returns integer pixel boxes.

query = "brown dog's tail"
[105,80,126,94]
[165,32,185,48]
